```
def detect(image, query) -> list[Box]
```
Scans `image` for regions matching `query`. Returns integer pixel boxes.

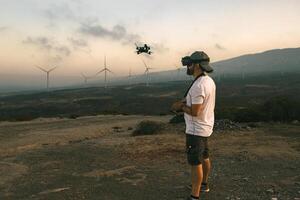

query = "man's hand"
[171,100,185,112]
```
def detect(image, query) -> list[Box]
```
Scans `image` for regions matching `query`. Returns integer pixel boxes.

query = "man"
[172,51,216,200]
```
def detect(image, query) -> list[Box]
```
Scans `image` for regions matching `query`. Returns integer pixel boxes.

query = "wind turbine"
[95,56,113,88]
[35,65,58,90]
[142,59,154,86]
[81,73,89,84]
[240,62,248,81]
[81,73,95,85]
[174,64,181,81]
[128,68,134,85]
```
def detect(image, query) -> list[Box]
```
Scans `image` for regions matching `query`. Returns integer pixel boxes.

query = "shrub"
[262,96,300,121]
[169,114,184,124]
[132,120,166,136]
[233,107,266,122]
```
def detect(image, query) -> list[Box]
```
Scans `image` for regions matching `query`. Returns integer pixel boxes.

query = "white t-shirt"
[184,75,216,137]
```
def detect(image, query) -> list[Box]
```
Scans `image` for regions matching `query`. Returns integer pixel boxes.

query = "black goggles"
[181,56,210,66]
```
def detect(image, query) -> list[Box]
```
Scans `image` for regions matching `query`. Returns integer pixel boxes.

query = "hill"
[212,47,300,75]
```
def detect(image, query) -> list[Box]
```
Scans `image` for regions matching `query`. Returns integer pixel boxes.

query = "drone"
[135,43,152,55]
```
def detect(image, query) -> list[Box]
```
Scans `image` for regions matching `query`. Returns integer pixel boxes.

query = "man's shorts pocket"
[186,134,208,165]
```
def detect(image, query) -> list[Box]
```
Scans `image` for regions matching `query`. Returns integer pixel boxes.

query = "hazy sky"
[0,0,300,77]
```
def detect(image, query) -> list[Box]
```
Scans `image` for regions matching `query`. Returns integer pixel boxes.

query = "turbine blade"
[107,68,114,74]
[35,65,47,73]
[96,69,105,75]
[48,66,58,72]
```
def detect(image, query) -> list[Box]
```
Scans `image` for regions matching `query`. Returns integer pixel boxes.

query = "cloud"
[215,43,226,50]
[68,37,91,54]
[55,46,71,56]
[48,55,63,63]
[43,3,77,21]
[79,22,140,44]
[151,42,169,53]
[0,26,8,32]
[23,37,53,50]
[42,2,81,29]
[68,37,88,47]
[23,36,71,57]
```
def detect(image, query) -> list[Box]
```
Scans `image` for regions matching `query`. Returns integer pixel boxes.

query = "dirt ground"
[0,115,299,200]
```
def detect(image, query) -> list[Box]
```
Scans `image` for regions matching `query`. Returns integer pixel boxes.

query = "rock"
[214,119,250,131]
[267,188,274,193]
[242,177,250,182]
[112,126,124,133]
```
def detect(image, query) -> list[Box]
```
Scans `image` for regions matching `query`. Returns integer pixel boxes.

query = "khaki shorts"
[186,134,209,165]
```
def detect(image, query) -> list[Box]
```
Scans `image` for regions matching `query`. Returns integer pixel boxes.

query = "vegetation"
[0,72,299,122]
[132,120,166,136]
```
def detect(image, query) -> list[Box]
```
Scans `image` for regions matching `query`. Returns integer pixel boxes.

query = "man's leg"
[191,164,203,198]
[186,134,205,199]
[202,158,211,184]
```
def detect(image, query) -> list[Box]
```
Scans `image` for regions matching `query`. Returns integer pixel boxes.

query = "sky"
[0,0,300,78]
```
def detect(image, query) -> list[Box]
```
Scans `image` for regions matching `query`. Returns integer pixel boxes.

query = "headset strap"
[183,72,205,98]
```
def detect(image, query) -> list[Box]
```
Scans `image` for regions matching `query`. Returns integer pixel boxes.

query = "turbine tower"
[142,59,153,86]
[35,65,58,90]
[175,64,181,80]
[128,68,133,85]
[240,62,247,81]
[96,56,113,88]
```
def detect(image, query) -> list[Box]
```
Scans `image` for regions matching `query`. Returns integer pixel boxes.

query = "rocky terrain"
[0,115,299,200]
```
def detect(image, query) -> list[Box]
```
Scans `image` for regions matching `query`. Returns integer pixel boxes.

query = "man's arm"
[182,103,204,117]
[183,83,205,116]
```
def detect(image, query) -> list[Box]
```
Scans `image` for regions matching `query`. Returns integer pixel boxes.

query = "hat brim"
[200,62,213,73]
